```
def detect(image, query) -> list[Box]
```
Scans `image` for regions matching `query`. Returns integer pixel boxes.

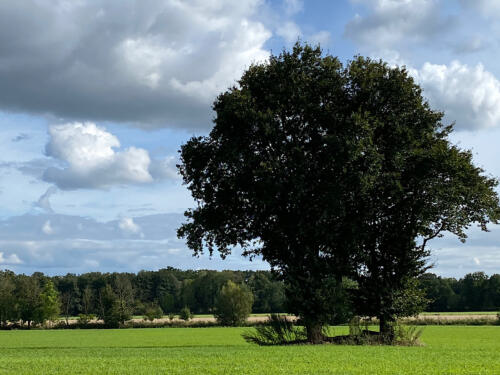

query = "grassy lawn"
[0,326,499,374]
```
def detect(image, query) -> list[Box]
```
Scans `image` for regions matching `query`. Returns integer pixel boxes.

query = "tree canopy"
[178,43,500,343]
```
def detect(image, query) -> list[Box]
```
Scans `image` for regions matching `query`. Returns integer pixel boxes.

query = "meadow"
[1,326,499,374]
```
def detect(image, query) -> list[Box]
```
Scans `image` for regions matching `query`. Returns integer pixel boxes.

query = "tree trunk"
[306,322,324,344]
[379,315,395,344]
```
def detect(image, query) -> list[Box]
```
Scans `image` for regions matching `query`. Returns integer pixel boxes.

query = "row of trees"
[1,268,499,328]
[0,268,283,327]
[419,272,500,312]
[0,273,60,328]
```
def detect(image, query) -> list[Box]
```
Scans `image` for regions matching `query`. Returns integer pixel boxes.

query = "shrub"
[168,313,175,321]
[242,314,305,345]
[143,304,163,322]
[394,324,425,346]
[78,314,96,325]
[215,281,253,326]
[179,306,192,321]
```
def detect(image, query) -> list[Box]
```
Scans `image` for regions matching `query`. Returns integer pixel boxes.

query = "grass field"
[1,326,499,374]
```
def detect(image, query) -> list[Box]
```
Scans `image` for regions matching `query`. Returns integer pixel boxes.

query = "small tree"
[179,306,192,321]
[58,276,79,326]
[113,275,134,325]
[98,284,120,328]
[40,280,61,324]
[81,285,94,315]
[214,281,253,326]
[144,303,163,322]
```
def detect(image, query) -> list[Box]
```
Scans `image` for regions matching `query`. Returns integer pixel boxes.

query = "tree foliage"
[178,43,500,343]
[0,271,17,327]
[40,280,61,323]
[144,303,163,322]
[214,281,254,326]
[179,306,192,321]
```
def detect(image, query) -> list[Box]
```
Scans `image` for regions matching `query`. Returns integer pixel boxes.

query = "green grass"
[0,326,499,374]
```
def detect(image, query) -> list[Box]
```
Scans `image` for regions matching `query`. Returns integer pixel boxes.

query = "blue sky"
[1,0,500,277]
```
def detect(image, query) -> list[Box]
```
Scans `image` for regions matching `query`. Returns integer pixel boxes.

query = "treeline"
[0,268,285,327]
[419,272,500,312]
[1,269,499,328]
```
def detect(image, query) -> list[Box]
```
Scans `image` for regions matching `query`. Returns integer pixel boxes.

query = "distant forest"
[0,269,499,320]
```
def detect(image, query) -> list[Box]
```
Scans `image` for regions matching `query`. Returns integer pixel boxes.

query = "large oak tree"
[177,44,500,343]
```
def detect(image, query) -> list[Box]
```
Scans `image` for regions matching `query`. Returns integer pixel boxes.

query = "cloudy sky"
[1,0,500,277]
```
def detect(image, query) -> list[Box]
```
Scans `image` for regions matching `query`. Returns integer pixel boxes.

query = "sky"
[1,0,500,277]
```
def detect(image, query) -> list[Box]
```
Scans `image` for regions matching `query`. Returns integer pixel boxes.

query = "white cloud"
[42,220,54,235]
[473,257,481,265]
[460,0,500,16]
[283,0,303,15]
[412,61,500,129]
[0,252,22,265]
[42,122,177,189]
[149,156,179,180]
[118,217,140,234]
[33,186,57,213]
[1,211,498,277]
[277,21,302,43]
[0,213,268,274]
[309,31,331,46]
[345,0,448,52]
[0,0,271,129]
[452,36,486,55]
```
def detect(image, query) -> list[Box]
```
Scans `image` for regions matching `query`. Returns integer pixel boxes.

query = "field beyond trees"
[1,326,499,374]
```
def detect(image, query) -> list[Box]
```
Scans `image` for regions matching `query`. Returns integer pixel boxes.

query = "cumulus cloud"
[276,21,302,43]
[42,220,54,235]
[412,61,500,129]
[0,252,22,265]
[42,122,177,189]
[0,0,271,129]
[345,0,450,52]
[118,217,141,235]
[0,212,267,274]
